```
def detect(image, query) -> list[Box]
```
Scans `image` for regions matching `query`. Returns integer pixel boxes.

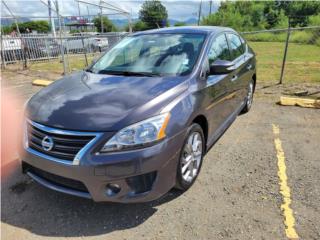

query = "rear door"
[226,33,248,110]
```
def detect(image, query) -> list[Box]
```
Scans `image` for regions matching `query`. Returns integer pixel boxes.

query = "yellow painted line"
[279,96,320,109]
[32,79,53,86]
[272,124,299,240]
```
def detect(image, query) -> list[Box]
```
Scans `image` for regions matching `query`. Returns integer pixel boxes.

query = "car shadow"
[1,177,182,237]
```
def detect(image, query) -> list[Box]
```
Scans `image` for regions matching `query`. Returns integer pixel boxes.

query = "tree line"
[201,1,320,31]
[1,0,319,34]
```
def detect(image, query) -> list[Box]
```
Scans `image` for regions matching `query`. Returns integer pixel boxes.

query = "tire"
[241,79,254,114]
[175,123,205,191]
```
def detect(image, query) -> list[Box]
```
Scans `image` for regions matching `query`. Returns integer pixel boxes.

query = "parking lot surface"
[1,72,320,240]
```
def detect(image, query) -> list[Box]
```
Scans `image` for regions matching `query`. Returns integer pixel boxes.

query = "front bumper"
[21,130,186,203]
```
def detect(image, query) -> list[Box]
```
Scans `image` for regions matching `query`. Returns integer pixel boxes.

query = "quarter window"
[208,34,230,64]
[227,33,244,60]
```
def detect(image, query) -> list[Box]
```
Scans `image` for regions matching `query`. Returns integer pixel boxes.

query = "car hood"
[27,71,189,131]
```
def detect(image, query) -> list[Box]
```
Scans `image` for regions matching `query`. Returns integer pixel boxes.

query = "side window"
[239,35,247,52]
[227,33,244,60]
[208,34,230,64]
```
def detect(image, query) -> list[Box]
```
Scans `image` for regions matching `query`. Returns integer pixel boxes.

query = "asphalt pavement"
[1,74,320,240]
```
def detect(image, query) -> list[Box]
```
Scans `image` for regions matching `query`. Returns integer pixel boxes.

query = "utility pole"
[197,0,202,26]
[77,0,82,32]
[54,0,67,75]
[48,0,56,37]
[100,7,104,33]
[99,0,104,33]
[209,0,212,15]
[86,5,90,22]
[128,12,132,33]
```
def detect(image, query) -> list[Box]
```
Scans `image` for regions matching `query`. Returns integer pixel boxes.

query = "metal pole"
[128,13,132,33]
[100,7,104,33]
[77,0,82,32]
[87,5,90,22]
[55,0,67,75]
[0,28,6,69]
[279,19,291,84]
[197,0,202,26]
[2,0,27,69]
[48,0,56,37]
[209,0,212,15]
[77,0,88,66]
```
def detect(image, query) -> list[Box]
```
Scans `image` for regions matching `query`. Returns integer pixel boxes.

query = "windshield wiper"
[97,70,162,77]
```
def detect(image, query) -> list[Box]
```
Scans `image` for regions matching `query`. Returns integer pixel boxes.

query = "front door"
[203,33,235,142]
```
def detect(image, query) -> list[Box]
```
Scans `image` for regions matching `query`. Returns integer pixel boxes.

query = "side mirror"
[210,59,235,74]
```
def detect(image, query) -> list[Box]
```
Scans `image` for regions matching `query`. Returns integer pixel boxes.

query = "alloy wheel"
[247,81,254,109]
[180,132,203,182]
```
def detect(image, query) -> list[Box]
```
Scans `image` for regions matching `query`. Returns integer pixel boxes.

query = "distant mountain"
[111,18,132,28]
[180,18,198,26]
[1,17,32,26]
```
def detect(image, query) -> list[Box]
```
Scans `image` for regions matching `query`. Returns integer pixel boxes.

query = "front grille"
[27,122,95,162]
[23,162,88,193]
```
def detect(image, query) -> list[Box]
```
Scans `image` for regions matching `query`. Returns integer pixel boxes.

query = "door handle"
[231,75,238,81]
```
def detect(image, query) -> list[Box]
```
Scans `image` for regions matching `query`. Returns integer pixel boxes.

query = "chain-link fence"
[242,26,320,84]
[0,32,128,74]
[1,26,319,85]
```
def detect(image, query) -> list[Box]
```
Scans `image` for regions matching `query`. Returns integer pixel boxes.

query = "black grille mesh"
[23,162,88,193]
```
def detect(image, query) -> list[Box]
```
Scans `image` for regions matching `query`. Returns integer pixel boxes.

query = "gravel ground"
[1,70,320,240]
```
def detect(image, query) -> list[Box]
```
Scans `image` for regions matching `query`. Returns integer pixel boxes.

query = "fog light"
[106,183,121,196]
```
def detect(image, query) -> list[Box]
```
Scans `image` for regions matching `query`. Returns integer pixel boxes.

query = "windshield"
[90,33,206,76]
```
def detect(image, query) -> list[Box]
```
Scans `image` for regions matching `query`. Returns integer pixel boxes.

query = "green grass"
[249,41,320,83]
[29,42,320,84]
[244,30,320,46]
[29,54,96,73]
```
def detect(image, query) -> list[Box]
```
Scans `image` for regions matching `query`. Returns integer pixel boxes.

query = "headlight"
[100,113,170,153]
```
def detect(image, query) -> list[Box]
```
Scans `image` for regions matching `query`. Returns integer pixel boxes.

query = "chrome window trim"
[25,120,103,166]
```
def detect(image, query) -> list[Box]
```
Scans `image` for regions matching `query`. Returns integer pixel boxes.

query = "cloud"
[1,0,220,21]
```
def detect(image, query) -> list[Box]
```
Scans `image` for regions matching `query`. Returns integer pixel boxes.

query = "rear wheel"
[241,79,254,114]
[175,123,205,190]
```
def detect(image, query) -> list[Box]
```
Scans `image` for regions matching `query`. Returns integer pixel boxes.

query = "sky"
[1,0,221,21]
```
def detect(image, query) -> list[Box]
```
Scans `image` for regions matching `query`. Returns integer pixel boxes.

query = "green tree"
[139,0,168,29]
[278,1,320,26]
[12,20,50,33]
[125,20,149,32]
[1,25,13,34]
[201,1,320,31]
[93,16,117,32]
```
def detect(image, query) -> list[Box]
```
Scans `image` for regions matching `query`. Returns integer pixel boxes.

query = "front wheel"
[241,79,254,114]
[175,123,205,191]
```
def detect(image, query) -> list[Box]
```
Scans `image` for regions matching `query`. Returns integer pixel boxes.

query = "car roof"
[132,26,236,36]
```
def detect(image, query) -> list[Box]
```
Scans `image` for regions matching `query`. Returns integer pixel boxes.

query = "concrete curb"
[279,96,320,109]
[32,79,53,87]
